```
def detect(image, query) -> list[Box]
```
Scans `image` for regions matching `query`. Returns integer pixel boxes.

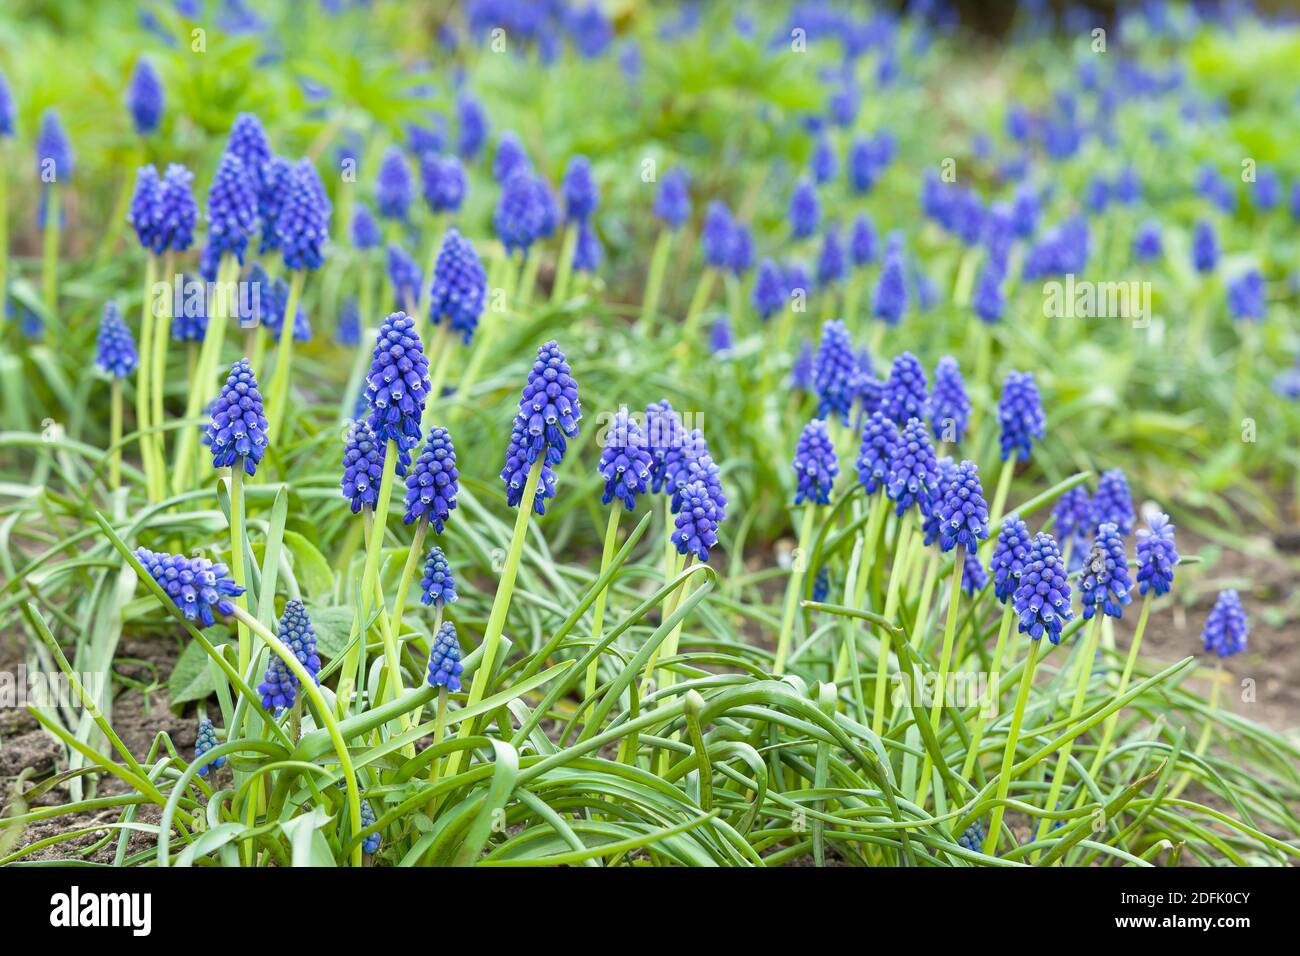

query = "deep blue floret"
[403,425,459,531]
[420,153,468,214]
[512,340,582,466]
[790,339,814,392]
[817,226,846,286]
[990,514,1032,605]
[1203,590,1247,658]
[654,168,691,230]
[881,352,929,427]
[1092,468,1134,536]
[562,154,599,222]
[598,410,654,510]
[709,314,732,356]
[258,156,292,253]
[1136,512,1179,597]
[427,621,465,692]
[930,356,970,444]
[493,132,530,182]
[850,214,877,266]
[36,109,73,181]
[0,69,14,139]
[753,258,785,321]
[365,312,431,466]
[427,228,486,343]
[574,221,602,272]
[133,547,244,628]
[340,419,385,514]
[973,259,1005,324]
[702,202,733,269]
[360,799,381,855]
[156,163,198,254]
[644,400,684,493]
[887,418,940,517]
[456,92,488,159]
[663,430,726,516]
[998,370,1045,462]
[728,221,754,276]
[792,419,839,506]
[501,415,559,514]
[934,460,989,553]
[813,320,857,425]
[494,169,547,255]
[1013,532,1073,644]
[1079,523,1132,620]
[790,177,820,239]
[128,165,162,251]
[95,302,138,379]
[811,135,837,184]
[1053,485,1093,560]
[352,203,382,250]
[420,545,457,607]
[337,296,361,347]
[376,147,413,220]
[195,718,225,777]
[672,478,723,562]
[206,151,258,265]
[387,243,422,310]
[1227,269,1266,321]
[1192,219,1218,274]
[224,113,270,198]
[1133,220,1163,261]
[206,358,269,475]
[873,248,908,325]
[962,549,989,596]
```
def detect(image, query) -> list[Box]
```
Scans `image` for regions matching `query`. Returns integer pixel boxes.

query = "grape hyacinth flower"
[873,246,908,325]
[420,545,457,607]
[258,156,291,253]
[813,320,857,424]
[1079,523,1132,620]
[133,547,245,628]
[1203,590,1248,658]
[972,260,1005,324]
[420,153,467,215]
[702,202,733,269]
[206,151,258,266]
[562,154,599,222]
[403,426,459,531]
[1133,220,1162,262]
[811,135,837,184]
[365,312,431,465]
[930,356,970,444]
[856,411,899,496]
[990,514,1032,604]
[887,418,940,517]
[1192,219,1218,274]
[789,177,820,239]
[36,108,73,180]
[850,214,878,266]
[502,419,559,515]
[341,419,385,514]
[1227,269,1266,321]
[644,400,683,493]
[792,419,839,505]
[456,92,487,160]
[0,69,13,138]
[921,458,958,547]
[663,430,726,514]
[1053,485,1093,560]
[494,169,547,256]
[427,228,486,343]
[962,550,989,596]
[709,314,732,356]
[95,302,138,378]
[427,621,465,692]
[387,243,422,310]
[128,165,162,251]
[376,147,412,220]
[337,296,361,347]
[1092,468,1134,536]
[195,718,224,777]
[816,226,845,287]
[1135,512,1179,597]
[360,799,381,855]
[574,221,602,273]
[156,163,198,254]
[352,203,382,250]
[225,113,270,198]
[172,275,208,341]
[206,358,269,475]
[753,258,785,321]
[493,132,530,182]
[934,460,989,553]
[127,57,165,135]
[672,478,724,562]
[501,341,581,513]
[881,352,929,427]
[653,168,691,231]
[276,159,331,271]
[598,409,654,510]
[1013,532,1073,643]
[998,370,1045,462]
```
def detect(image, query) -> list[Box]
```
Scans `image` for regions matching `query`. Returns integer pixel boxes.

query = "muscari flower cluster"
[654,168,691,230]
[376,147,412,220]
[365,312,432,471]
[881,352,928,427]
[933,460,989,553]
[134,548,244,628]
[129,163,198,255]
[598,410,654,510]
[340,419,385,514]
[360,799,381,855]
[427,621,464,692]
[195,717,224,777]
[387,243,422,308]
[456,92,487,159]
[753,259,785,321]
[1013,532,1073,644]
[1227,269,1266,322]
[205,151,258,267]
[887,418,940,517]
[813,320,857,424]
[206,358,269,475]
[873,245,908,325]
[792,419,839,505]
[128,57,165,135]
[257,600,322,711]
[501,341,581,514]
[562,154,599,222]
[352,203,382,250]
[990,514,1032,604]
[817,226,845,287]
[420,153,467,214]
[427,228,486,343]
[1136,512,1179,597]
[36,109,73,180]
[1203,590,1248,658]
[275,159,331,271]
[998,370,1045,462]
[1092,467,1134,536]
[403,426,459,531]
[1079,523,1132,620]
[95,302,138,379]
[789,177,820,239]
[420,545,457,608]
[495,168,548,255]
[930,356,970,444]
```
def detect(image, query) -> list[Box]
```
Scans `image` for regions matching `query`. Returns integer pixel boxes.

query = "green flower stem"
[1032,613,1102,857]
[916,545,966,807]
[174,254,235,495]
[350,438,400,713]
[385,518,428,714]
[909,550,941,648]
[989,455,1015,525]
[266,270,306,447]
[1168,657,1225,801]
[871,513,913,737]
[584,507,622,706]
[442,455,545,780]
[135,255,158,500]
[773,503,818,675]
[42,186,60,314]
[228,463,252,678]
[639,228,673,336]
[109,379,123,490]
[518,249,541,306]
[96,142,142,263]
[230,606,364,867]
[427,686,449,791]
[1082,593,1152,794]
[960,602,1017,780]
[983,635,1042,855]
[833,492,887,682]
[150,251,176,496]
[679,266,717,355]
[551,222,579,303]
